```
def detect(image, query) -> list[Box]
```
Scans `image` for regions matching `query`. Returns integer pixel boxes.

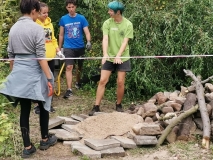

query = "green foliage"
[42,0,213,100]
[0,112,13,143]
[0,0,20,58]
[80,155,91,160]
[126,0,213,99]
[2,0,213,102]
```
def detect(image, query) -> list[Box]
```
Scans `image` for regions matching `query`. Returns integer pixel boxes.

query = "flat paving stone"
[70,141,101,159]
[57,116,79,125]
[63,141,73,146]
[84,139,120,151]
[48,117,65,129]
[54,129,81,141]
[133,135,158,145]
[49,129,58,135]
[101,147,125,158]
[79,114,89,119]
[93,112,106,116]
[71,115,84,122]
[62,124,76,132]
[62,124,84,138]
[111,136,137,149]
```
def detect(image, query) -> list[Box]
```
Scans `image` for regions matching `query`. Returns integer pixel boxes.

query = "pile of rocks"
[48,113,160,159]
[49,83,213,158]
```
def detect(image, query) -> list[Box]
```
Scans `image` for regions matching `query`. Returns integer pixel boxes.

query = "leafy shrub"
[3,0,213,101]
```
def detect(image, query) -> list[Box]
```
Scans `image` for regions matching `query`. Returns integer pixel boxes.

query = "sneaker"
[39,135,57,150]
[88,105,100,116]
[75,82,82,89]
[116,103,124,112]
[63,89,73,98]
[34,105,40,114]
[21,143,36,158]
[49,106,56,113]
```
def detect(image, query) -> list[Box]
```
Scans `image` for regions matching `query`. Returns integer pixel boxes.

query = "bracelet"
[47,79,52,82]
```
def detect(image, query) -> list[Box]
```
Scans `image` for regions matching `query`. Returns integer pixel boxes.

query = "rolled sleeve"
[7,45,15,59]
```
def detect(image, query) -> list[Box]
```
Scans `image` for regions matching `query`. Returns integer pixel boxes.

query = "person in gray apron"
[0,0,57,158]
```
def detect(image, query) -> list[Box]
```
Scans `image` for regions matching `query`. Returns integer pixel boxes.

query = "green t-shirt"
[102,17,134,62]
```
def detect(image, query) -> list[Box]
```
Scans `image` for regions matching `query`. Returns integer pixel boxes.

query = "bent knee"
[117,79,125,86]
[99,79,108,86]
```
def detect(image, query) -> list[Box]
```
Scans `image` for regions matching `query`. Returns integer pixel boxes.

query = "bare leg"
[95,70,111,105]
[65,65,73,89]
[116,71,126,104]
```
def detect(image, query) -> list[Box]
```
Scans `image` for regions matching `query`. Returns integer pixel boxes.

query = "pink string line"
[0,55,213,61]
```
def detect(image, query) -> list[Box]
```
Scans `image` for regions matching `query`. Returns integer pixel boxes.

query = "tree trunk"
[184,69,211,149]
[177,93,197,141]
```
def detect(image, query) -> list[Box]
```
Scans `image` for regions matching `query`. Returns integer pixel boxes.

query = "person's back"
[0,0,57,158]
[8,17,45,56]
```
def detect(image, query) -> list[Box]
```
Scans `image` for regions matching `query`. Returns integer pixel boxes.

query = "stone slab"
[54,129,80,141]
[57,116,79,125]
[71,115,84,122]
[111,136,137,149]
[133,135,158,145]
[62,124,84,138]
[84,139,120,151]
[48,117,65,129]
[132,123,162,135]
[70,141,101,159]
[49,129,58,135]
[93,112,106,116]
[79,114,89,119]
[63,141,73,145]
[101,147,125,158]
[62,124,76,132]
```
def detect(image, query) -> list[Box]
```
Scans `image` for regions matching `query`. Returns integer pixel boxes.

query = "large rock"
[132,123,161,135]
[169,91,179,101]
[205,83,213,92]
[205,93,213,102]
[156,92,168,105]
[143,103,157,117]
[133,135,158,145]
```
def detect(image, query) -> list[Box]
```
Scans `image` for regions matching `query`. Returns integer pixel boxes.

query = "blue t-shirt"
[59,13,88,49]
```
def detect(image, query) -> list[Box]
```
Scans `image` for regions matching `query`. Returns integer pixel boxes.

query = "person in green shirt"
[89,0,133,116]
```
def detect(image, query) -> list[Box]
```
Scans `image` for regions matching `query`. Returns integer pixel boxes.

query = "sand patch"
[74,112,143,139]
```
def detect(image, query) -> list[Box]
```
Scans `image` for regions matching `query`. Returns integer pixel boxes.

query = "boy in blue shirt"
[59,0,91,98]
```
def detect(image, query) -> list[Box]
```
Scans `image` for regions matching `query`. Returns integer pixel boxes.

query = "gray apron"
[0,54,54,111]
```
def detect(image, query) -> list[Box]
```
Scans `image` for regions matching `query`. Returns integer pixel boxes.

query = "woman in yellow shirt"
[35,2,65,114]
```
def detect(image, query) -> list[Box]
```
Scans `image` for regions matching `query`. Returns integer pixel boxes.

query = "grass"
[1,75,213,160]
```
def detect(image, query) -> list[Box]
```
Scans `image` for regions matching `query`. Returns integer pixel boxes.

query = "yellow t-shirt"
[36,17,58,60]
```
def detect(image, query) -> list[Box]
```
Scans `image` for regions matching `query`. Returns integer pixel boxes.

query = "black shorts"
[102,60,131,72]
[63,48,85,67]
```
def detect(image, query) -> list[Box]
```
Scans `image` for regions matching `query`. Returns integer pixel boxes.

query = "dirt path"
[25,85,213,160]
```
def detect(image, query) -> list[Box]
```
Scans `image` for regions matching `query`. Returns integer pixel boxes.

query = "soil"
[27,90,174,160]
[5,77,213,160]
